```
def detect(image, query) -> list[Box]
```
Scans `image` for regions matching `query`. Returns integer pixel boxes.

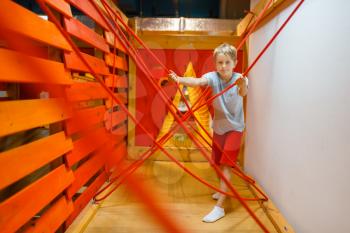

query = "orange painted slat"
[0,48,72,84]
[105,75,128,88]
[106,93,128,107]
[0,132,73,190]
[64,51,110,75]
[43,0,72,18]
[0,165,74,233]
[66,153,105,199]
[112,123,127,138]
[64,18,109,53]
[23,197,73,233]
[106,141,127,170]
[65,127,110,167]
[66,171,107,227]
[105,31,127,53]
[66,105,106,135]
[65,81,108,101]
[105,53,128,71]
[0,98,72,137]
[67,0,109,30]
[104,110,127,130]
[0,1,71,51]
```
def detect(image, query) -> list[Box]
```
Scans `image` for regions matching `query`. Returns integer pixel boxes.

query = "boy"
[168,43,248,222]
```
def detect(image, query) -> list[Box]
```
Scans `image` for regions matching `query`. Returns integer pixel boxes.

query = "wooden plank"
[66,105,106,135]
[93,0,128,31]
[66,171,107,227]
[105,93,128,107]
[112,123,127,138]
[106,141,126,170]
[0,165,74,233]
[127,60,136,147]
[105,31,127,53]
[65,127,110,167]
[236,0,296,36]
[104,110,127,131]
[64,51,110,75]
[65,81,108,102]
[0,98,72,137]
[0,132,73,190]
[67,0,109,30]
[0,48,72,84]
[23,197,74,233]
[0,1,71,51]
[105,75,128,88]
[66,153,105,199]
[64,18,109,53]
[43,0,72,18]
[63,199,100,233]
[137,34,239,50]
[249,183,296,233]
[105,53,128,71]
[102,0,129,25]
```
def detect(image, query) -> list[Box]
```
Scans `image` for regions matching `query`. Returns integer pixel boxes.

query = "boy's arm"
[169,70,208,87]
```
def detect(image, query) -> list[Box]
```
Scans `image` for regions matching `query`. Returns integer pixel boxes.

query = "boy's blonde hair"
[213,43,237,61]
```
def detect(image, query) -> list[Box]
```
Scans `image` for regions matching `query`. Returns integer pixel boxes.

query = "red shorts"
[212,131,243,167]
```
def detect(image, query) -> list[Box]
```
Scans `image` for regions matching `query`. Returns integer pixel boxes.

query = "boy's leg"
[216,165,232,207]
[202,165,231,223]
[211,133,225,199]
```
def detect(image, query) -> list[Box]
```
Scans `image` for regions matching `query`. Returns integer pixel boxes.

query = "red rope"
[99,0,259,183]
[236,0,274,50]
[76,1,272,231]
[101,0,272,179]
[36,2,264,230]
[36,0,304,231]
[192,0,305,115]
[93,1,305,232]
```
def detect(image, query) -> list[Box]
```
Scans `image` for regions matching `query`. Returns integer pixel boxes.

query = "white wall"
[246,0,350,232]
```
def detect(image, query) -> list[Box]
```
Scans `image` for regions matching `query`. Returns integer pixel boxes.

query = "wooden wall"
[0,1,128,232]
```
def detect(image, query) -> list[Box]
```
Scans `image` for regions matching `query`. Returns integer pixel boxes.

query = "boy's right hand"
[168,70,179,84]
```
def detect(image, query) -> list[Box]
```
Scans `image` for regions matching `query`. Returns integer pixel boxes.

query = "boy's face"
[215,53,236,80]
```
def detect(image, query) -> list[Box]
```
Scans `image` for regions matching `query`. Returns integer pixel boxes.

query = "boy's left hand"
[236,76,248,87]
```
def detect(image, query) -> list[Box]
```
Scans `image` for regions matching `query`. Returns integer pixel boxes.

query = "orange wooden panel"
[105,93,128,107]
[0,132,73,190]
[0,1,71,51]
[112,123,127,138]
[64,18,109,53]
[65,127,110,167]
[64,51,110,75]
[0,48,72,84]
[66,105,106,135]
[23,197,73,233]
[66,171,107,226]
[65,81,108,102]
[43,0,72,18]
[0,165,74,233]
[66,153,105,199]
[67,0,109,30]
[104,110,127,130]
[95,0,129,26]
[106,141,127,171]
[105,53,128,71]
[105,31,127,53]
[105,75,128,88]
[0,98,72,137]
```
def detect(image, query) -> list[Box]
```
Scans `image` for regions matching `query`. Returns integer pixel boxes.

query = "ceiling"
[117,0,250,19]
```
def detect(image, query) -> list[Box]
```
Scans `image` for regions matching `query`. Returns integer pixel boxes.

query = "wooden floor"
[79,160,281,233]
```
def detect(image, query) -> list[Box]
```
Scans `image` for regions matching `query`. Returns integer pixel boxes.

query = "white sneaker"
[202,206,225,223]
[212,192,220,200]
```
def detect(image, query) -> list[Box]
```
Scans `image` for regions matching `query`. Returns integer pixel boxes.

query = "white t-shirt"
[203,71,245,134]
